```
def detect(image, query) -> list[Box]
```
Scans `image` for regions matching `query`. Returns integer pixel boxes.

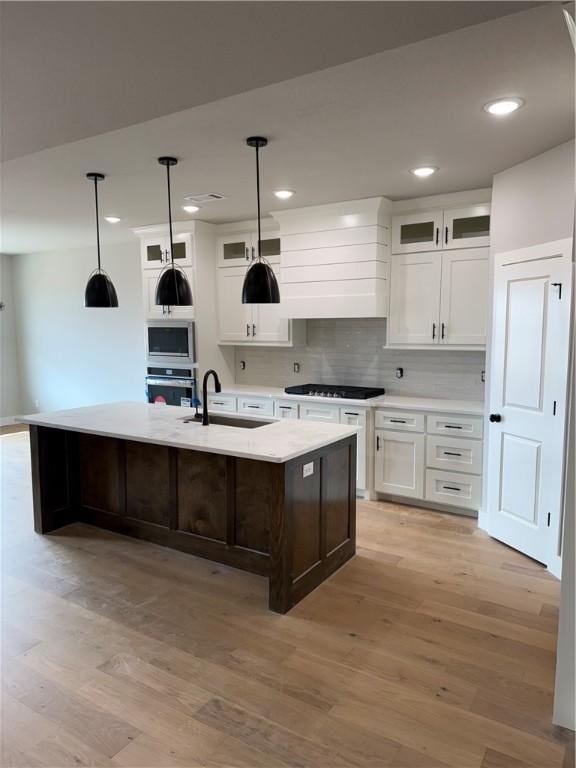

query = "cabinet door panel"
[444,205,490,249]
[440,248,488,345]
[217,268,251,342]
[254,267,290,343]
[218,235,251,267]
[339,408,367,489]
[375,430,424,499]
[388,252,441,345]
[392,211,443,254]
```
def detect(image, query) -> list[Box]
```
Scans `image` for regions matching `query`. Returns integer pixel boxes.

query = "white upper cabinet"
[392,204,490,254]
[388,252,442,345]
[143,266,195,320]
[443,204,491,249]
[391,210,444,254]
[141,232,193,270]
[439,249,489,345]
[216,264,302,346]
[218,231,281,267]
[388,247,488,347]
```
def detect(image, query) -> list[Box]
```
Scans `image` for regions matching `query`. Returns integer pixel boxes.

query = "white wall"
[12,242,145,413]
[0,253,21,421]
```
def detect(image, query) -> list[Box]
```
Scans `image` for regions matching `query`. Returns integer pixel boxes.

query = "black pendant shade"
[242,136,280,304]
[155,156,193,307]
[85,271,119,307]
[84,173,119,308]
[242,261,280,304]
[156,266,193,305]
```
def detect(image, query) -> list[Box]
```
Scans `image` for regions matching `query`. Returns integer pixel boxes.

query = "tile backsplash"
[234,319,485,401]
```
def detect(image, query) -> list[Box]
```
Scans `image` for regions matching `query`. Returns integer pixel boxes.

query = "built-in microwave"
[146,321,196,365]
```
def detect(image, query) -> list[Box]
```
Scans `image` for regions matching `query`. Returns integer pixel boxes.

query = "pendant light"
[84,173,119,308]
[242,137,280,304]
[155,156,193,306]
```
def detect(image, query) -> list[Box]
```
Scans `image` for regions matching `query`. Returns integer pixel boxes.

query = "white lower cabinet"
[237,396,274,418]
[374,408,483,513]
[339,407,367,491]
[374,429,425,499]
[207,394,237,412]
[299,403,340,423]
[274,400,299,419]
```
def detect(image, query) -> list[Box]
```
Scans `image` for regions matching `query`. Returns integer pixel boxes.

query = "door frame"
[480,238,573,577]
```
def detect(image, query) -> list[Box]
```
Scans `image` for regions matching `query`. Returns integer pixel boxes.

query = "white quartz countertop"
[18,402,359,464]
[213,384,484,415]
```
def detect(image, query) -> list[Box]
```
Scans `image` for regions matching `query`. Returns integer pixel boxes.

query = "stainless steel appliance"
[145,366,198,408]
[146,321,196,365]
[284,384,385,399]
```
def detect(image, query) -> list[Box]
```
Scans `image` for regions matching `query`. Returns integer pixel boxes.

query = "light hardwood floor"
[1,431,573,768]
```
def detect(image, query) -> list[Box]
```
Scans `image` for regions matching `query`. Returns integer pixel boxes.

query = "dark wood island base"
[29,425,356,613]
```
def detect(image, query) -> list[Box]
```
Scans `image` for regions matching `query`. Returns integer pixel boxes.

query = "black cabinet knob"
[489,414,502,423]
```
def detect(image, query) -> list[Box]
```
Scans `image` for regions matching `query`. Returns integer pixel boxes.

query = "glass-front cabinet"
[392,204,490,254]
[141,233,193,269]
[218,230,281,267]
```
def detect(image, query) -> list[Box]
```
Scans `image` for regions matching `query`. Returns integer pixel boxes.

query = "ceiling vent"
[183,192,226,205]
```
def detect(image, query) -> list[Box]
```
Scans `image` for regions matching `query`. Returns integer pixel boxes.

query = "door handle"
[432,322,437,340]
[489,414,502,423]
[552,282,563,299]
[252,323,256,336]
[376,435,380,451]
[441,322,446,340]
[246,323,250,337]
[445,226,449,245]
[443,451,462,457]
[435,227,439,245]
[245,247,250,261]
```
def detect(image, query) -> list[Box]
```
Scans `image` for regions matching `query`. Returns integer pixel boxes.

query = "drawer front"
[274,399,300,419]
[375,410,425,433]
[207,394,237,412]
[426,435,482,475]
[426,413,483,439]
[300,403,340,423]
[237,397,275,417]
[425,469,481,510]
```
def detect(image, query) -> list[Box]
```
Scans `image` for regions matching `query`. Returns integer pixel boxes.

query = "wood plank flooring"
[1,431,573,768]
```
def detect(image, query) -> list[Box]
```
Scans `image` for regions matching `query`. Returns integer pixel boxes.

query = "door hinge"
[551,282,562,299]
[553,400,557,415]
[547,512,551,527]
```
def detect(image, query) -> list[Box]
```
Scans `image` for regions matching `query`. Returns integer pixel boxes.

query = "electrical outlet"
[395,367,404,379]
[239,360,246,370]
[293,362,300,373]
[303,461,314,478]
[481,370,486,383]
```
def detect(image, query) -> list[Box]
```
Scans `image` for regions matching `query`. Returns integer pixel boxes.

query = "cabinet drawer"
[375,410,425,432]
[207,394,237,413]
[426,435,482,475]
[238,397,275,417]
[274,400,299,419]
[300,403,340,423]
[426,413,483,439]
[425,469,481,511]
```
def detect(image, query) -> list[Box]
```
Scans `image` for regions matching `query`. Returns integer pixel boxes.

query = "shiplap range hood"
[272,197,391,319]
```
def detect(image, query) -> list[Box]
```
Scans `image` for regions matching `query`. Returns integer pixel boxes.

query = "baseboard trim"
[374,492,478,519]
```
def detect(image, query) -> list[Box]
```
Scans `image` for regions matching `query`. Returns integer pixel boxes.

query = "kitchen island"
[20,402,358,613]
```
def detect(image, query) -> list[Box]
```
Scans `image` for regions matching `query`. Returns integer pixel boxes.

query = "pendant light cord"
[166,163,175,266]
[255,144,262,260]
[93,176,101,272]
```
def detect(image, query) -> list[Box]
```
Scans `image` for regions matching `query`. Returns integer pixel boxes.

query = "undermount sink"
[182,414,273,429]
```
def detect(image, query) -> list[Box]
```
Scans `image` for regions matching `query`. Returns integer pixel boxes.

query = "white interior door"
[486,242,572,566]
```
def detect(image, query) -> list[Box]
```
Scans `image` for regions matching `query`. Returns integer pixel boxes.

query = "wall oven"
[146,321,196,366]
[145,366,197,408]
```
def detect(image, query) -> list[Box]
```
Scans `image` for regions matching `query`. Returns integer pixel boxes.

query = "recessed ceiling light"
[104,216,121,224]
[274,189,295,200]
[483,97,524,116]
[410,166,438,178]
[182,205,200,213]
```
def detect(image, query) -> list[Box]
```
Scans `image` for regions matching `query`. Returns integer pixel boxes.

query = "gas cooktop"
[284,384,385,400]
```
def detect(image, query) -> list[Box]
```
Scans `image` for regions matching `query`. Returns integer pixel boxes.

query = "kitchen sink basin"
[182,414,273,429]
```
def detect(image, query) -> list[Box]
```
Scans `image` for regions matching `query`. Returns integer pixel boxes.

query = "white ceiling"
[1,3,573,255]
[0,0,539,161]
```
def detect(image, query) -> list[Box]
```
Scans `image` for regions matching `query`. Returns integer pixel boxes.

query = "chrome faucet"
[200,369,221,426]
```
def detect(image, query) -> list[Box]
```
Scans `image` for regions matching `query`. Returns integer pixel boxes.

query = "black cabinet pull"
[247,405,261,409]
[245,247,250,261]
[279,406,292,410]
[389,418,407,423]
[435,227,439,245]
[445,226,449,244]
[443,451,462,457]
[344,411,359,416]
[376,436,380,450]
[489,414,502,423]
[443,485,461,492]
[432,322,437,340]
[441,322,446,340]
[444,424,463,429]
[246,323,250,337]
[252,323,256,336]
